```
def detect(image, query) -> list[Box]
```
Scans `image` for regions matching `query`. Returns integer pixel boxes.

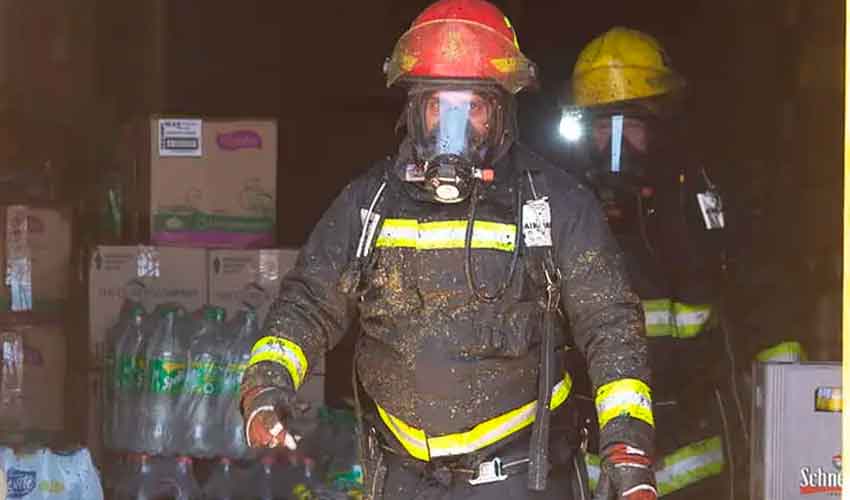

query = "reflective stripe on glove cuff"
[594,443,657,500]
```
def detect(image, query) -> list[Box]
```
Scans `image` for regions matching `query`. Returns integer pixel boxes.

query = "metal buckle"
[580,423,590,453]
[468,457,509,485]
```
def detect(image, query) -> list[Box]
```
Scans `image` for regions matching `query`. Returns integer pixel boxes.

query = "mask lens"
[413,88,498,166]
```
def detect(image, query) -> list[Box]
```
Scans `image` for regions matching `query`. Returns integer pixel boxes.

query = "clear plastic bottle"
[109,302,147,451]
[120,454,168,500]
[139,304,188,456]
[201,457,240,500]
[103,302,128,451]
[219,310,260,459]
[244,455,284,500]
[178,305,227,457]
[171,456,203,500]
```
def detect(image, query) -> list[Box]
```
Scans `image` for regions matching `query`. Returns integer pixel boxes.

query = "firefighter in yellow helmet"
[571,28,684,111]
[561,27,738,499]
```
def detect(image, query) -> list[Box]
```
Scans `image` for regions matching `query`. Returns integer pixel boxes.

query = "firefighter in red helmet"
[240,2,656,499]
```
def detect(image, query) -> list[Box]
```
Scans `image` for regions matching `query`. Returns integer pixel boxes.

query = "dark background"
[1,1,843,399]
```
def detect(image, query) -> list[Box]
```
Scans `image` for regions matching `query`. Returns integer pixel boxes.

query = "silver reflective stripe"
[466,223,516,249]
[596,391,652,418]
[430,400,535,458]
[645,310,673,326]
[251,343,305,377]
[378,220,418,247]
[584,437,724,497]
[376,219,516,251]
[642,299,711,338]
[656,437,725,496]
[429,376,571,457]
[675,309,710,327]
[384,415,427,451]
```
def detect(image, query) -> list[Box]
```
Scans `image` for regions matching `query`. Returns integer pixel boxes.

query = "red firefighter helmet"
[384,0,537,94]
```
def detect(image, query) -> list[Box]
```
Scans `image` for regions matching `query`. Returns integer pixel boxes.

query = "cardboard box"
[139,117,277,249]
[0,205,72,315]
[88,246,207,365]
[207,248,298,326]
[207,248,325,374]
[0,321,66,432]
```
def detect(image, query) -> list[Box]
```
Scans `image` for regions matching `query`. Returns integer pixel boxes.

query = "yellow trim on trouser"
[585,436,724,496]
[756,341,806,363]
[595,378,654,429]
[375,219,517,252]
[378,373,573,462]
[643,299,675,337]
[642,299,712,339]
[655,436,725,496]
[673,302,712,338]
[247,336,308,389]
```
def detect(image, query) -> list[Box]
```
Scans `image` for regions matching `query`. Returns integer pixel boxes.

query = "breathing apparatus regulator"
[400,84,508,203]
[423,155,495,203]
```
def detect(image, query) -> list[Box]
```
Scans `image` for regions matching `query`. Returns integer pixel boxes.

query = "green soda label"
[134,357,147,389]
[149,358,186,394]
[117,355,147,391]
[187,361,223,395]
[221,363,247,395]
[117,356,135,389]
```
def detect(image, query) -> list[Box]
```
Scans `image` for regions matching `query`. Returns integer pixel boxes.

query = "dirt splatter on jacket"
[241,143,654,460]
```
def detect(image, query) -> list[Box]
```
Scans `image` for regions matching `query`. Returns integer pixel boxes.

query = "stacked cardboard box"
[120,117,279,249]
[84,116,329,463]
[0,205,73,316]
[0,319,67,434]
[207,249,297,326]
[87,246,207,365]
[207,248,324,380]
[0,203,74,442]
[86,245,324,456]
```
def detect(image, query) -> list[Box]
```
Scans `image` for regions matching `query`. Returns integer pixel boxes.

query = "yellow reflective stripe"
[756,341,806,363]
[585,438,724,496]
[375,219,516,252]
[672,303,711,339]
[378,374,572,461]
[428,374,572,458]
[375,219,418,248]
[377,405,430,461]
[643,299,674,337]
[596,378,654,429]
[585,453,601,491]
[641,300,711,338]
[656,436,725,496]
[247,336,308,389]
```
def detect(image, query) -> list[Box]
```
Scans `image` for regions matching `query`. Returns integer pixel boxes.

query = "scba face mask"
[406,85,506,203]
[589,114,653,182]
